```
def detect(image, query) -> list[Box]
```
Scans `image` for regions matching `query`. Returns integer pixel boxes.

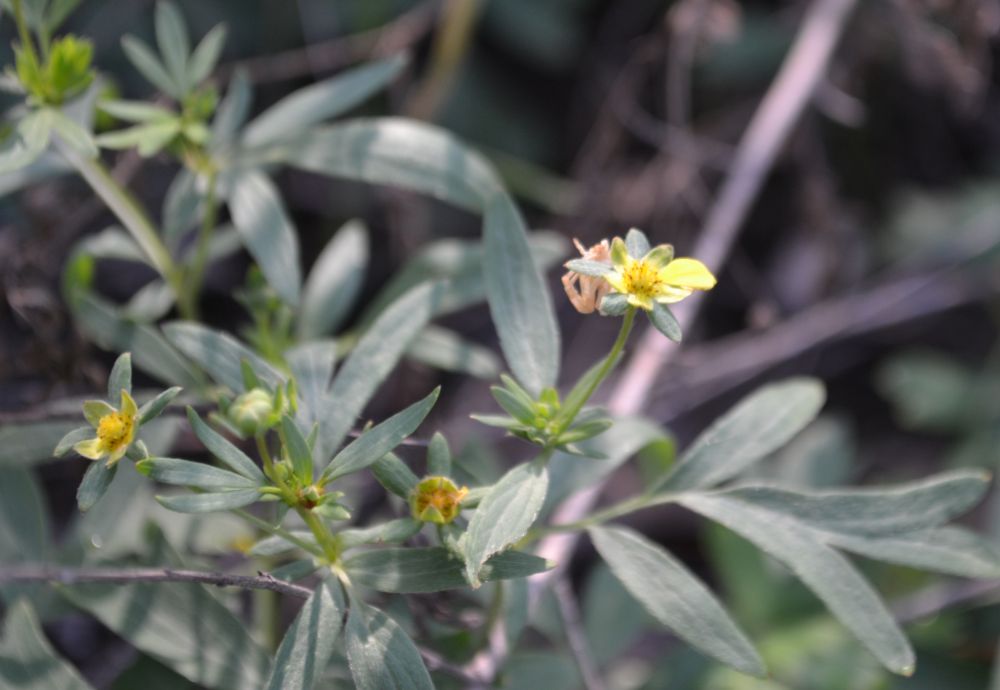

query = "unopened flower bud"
[228,388,276,435]
[410,476,469,525]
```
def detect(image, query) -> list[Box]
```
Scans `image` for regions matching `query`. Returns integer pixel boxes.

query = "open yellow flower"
[74,389,139,467]
[605,235,716,311]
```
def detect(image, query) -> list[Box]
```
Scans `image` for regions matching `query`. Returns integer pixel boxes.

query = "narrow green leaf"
[281,415,314,485]
[564,259,613,277]
[265,578,344,690]
[344,547,548,593]
[590,525,764,676]
[0,109,52,175]
[828,526,1000,579]
[188,23,227,85]
[100,99,174,123]
[624,228,650,258]
[286,341,336,428]
[491,385,536,424]
[679,493,915,675]
[371,453,419,498]
[108,352,133,399]
[155,1,190,93]
[324,387,440,483]
[54,425,94,457]
[77,461,118,512]
[657,378,826,492]
[138,386,182,424]
[162,169,202,243]
[156,489,260,513]
[406,324,500,379]
[163,321,283,391]
[462,459,549,587]
[96,119,181,155]
[48,109,98,158]
[297,219,368,339]
[146,457,260,489]
[483,194,560,396]
[186,408,266,482]
[427,432,451,476]
[68,294,204,388]
[338,518,422,549]
[718,469,991,538]
[122,36,179,97]
[243,54,407,147]
[316,282,441,463]
[0,468,49,563]
[123,279,175,322]
[345,596,434,690]
[0,600,94,689]
[648,302,681,342]
[210,68,251,153]
[229,169,301,306]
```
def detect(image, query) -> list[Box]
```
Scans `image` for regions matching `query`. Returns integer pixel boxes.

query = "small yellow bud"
[410,476,469,525]
[228,388,277,435]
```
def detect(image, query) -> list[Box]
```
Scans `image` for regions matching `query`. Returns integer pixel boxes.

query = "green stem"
[298,507,340,564]
[552,307,637,436]
[255,434,275,479]
[57,142,181,295]
[11,0,40,67]
[230,508,323,557]
[528,492,676,541]
[179,170,218,320]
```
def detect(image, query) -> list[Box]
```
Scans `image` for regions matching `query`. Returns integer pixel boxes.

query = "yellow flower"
[410,476,469,525]
[74,389,139,467]
[605,235,716,311]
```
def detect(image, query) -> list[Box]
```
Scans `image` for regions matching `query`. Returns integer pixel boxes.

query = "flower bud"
[228,388,276,435]
[410,476,469,525]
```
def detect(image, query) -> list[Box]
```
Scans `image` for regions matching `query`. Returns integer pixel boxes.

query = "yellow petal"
[654,286,694,304]
[659,258,716,291]
[626,293,654,311]
[605,271,628,294]
[106,445,128,467]
[73,437,105,460]
[120,389,138,418]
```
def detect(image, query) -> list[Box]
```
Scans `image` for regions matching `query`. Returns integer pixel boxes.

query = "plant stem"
[298,507,341,564]
[527,492,675,541]
[552,307,637,436]
[57,142,181,295]
[230,507,322,557]
[179,170,218,319]
[11,0,40,67]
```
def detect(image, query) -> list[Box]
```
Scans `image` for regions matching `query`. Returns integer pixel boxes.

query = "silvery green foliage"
[0,4,997,690]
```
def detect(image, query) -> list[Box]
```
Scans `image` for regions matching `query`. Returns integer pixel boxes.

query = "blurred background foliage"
[2,0,1000,688]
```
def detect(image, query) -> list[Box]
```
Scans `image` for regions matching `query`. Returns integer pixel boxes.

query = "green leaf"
[108,352,133,399]
[0,469,49,564]
[48,108,98,158]
[406,325,500,379]
[83,400,114,426]
[338,518,422,549]
[228,169,301,306]
[426,432,451,476]
[248,117,504,211]
[490,385,536,424]
[679,493,915,675]
[155,1,190,93]
[210,68,251,153]
[462,459,549,587]
[371,453,419,498]
[156,489,260,513]
[0,109,53,174]
[344,596,434,690]
[0,600,94,689]
[163,321,283,392]
[297,219,368,339]
[96,119,182,156]
[316,282,441,462]
[590,525,764,676]
[68,294,204,388]
[827,526,1000,579]
[188,24,227,85]
[77,461,118,512]
[598,293,628,316]
[138,386,182,424]
[648,302,682,342]
[716,469,990,538]
[280,415,314,485]
[123,279,175,322]
[186,408,266,482]
[624,228,650,258]
[483,194,560,396]
[100,99,174,123]
[286,341,336,428]
[162,169,201,243]
[344,547,548,593]
[243,54,407,147]
[323,387,440,483]
[656,378,826,492]
[265,578,344,690]
[54,425,95,458]
[145,457,261,489]
[61,532,270,688]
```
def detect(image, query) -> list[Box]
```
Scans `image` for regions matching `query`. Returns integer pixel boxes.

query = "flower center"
[621,259,662,299]
[97,412,133,451]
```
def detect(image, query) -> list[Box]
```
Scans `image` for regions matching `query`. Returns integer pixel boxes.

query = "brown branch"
[0,564,314,599]
[215,0,440,85]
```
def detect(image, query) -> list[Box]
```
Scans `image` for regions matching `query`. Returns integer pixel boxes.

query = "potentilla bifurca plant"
[1,2,998,689]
